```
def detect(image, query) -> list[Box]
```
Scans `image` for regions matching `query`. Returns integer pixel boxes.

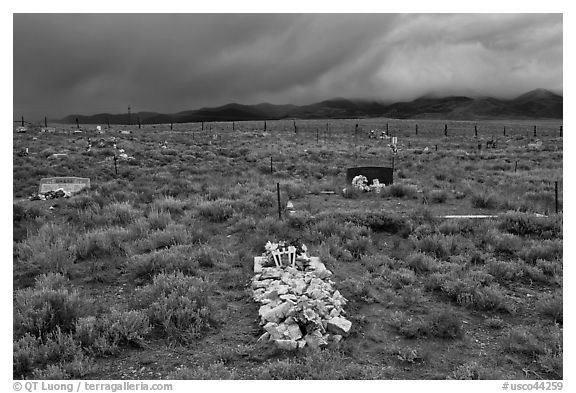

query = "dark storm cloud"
[13,13,562,120]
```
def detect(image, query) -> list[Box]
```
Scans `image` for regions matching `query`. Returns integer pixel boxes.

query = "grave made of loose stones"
[252,251,352,350]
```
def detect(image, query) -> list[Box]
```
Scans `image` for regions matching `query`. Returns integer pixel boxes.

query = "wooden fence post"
[533,125,537,137]
[277,183,282,220]
[44,117,47,128]
[415,124,418,135]
[444,124,448,137]
[555,181,559,214]
[21,116,24,127]
[475,125,478,137]
[76,118,79,129]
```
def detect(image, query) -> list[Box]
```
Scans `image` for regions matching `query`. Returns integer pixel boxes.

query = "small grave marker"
[39,177,90,194]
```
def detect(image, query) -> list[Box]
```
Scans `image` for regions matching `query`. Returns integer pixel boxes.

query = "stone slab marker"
[39,177,90,194]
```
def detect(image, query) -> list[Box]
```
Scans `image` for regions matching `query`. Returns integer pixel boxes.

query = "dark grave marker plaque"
[346,167,393,185]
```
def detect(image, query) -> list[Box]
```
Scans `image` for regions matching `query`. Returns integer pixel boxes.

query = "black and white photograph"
[10,7,565,387]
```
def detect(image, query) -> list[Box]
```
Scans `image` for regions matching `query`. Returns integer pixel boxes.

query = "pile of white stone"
[252,256,352,350]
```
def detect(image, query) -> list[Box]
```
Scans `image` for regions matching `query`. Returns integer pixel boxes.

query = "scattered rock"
[327,316,352,336]
[275,339,298,351]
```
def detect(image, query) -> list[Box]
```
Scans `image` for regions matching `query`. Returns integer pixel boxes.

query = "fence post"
[533,125,537,137]
[107,118,110,129]
[293,120,297,134]
[514,160,518,173]
[264,121,267,132]
[270,157,273,174]
[202,121,204,131]
[415,124,418,135]
[475,125,478,137]
[277,183,282,220]
[316,128,319,144]
[233,121,235,131]
[114,155,118,178]
[555,181,558,214]
[560,125,563,137]
[138,118,141,129]
[444,124,448,137]
[21,116,24,127]
[76,118,79,129]
[503,126,506,136]
[170,121,173,131]
[435,144,438,151]
[44,117,47,128]
[386,123,389,136]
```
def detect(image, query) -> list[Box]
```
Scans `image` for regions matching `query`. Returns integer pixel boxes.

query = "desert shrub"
[14,274,89,339]
[470,191,500,209]
[333,211,409,235]
[135,272,215,342]
[483,229,523,256]
[535,291,563,324]
[338,277,371,303]
[429,189,449,203]
[388,310,462,340]
[342,186,362,199]
[414,233,473,260]
[450,361,501,380]
[101,201,141,226]
[197,199,235,222]
[502,326,561,360]
[382,183,418,199]
[135,223,192,253]
[145,207,173,230]
[14,328,92,379]
[536,259,561,277]
[15,223,77,275]
[406,252,438,274]
[429,310,464,339]
[151,195,187,217]
[74,309,150,354]
[472,284,510,312]
[282,181,307,199]
[345,235,372,259]
[499,212,562,238]
[486,259,523,281]
[389,268,417,289]
[518,240,562,264]
[76,227,130,260]
[484,317,506,330]
[438,220,460,235]
[423,272,451,292]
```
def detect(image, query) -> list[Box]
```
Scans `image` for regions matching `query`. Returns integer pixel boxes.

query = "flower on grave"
[352,175,370,191]
[265,241,278,253]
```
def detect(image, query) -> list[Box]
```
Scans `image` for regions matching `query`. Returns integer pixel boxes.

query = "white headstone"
[39,177,90,194]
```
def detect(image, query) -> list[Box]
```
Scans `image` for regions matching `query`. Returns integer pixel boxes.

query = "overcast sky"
[13,13,562,120]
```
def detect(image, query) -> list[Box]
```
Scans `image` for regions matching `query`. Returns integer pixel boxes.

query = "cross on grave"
[271,246,297,268]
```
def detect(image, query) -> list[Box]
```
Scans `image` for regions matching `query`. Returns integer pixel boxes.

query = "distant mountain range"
[60,88,562,125]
